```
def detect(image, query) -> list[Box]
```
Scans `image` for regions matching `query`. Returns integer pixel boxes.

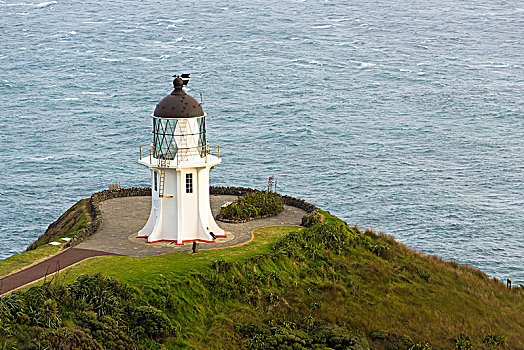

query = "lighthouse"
[137,75,226,244]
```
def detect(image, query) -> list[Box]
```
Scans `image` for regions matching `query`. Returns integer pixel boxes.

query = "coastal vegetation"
[1,211,522,349]
[216,190,284,222]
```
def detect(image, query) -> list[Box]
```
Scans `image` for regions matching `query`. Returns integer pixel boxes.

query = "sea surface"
[1,0,523,282]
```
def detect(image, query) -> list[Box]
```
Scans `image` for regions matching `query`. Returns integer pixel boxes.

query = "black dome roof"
[153,77,204,118]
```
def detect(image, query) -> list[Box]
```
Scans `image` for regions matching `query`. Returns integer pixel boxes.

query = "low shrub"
[236,319,370,350]
[455,333,473,350]
[217,190,284,222]
[483,333,505,349]
[301,211,321,227]
[130,306,173,341]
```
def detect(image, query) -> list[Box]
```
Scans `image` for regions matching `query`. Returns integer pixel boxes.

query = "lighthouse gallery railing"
[139,142,220,167]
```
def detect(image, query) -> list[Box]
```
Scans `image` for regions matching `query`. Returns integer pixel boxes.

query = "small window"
[154,171,158,191]
[186,173,193,193]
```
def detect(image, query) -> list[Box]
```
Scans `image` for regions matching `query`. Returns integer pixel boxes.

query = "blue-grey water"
[1,0,523,283]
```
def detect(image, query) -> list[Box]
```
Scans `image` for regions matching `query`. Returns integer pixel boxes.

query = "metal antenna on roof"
[200,92,203,105]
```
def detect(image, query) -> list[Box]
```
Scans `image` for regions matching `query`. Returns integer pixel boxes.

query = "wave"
[101,57,120,62]
[163,19,186,24]
[33,0,55,8]
[30,156,54,161]
[129,56,153,62]
[354,61,376,69]
[311,24,332,29]
[2,1,56,8]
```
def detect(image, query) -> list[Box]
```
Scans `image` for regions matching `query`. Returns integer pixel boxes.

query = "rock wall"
[65,187,151,248]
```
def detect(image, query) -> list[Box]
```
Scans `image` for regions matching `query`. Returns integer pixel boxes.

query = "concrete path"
[0,248,120,295]
[76,195,306,257]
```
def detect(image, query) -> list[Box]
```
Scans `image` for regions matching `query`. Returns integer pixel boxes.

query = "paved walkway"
[0,248,120,295]
[0,195,306,294]
[76,195,306,257]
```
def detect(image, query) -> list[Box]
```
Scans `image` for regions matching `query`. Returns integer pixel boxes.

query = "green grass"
[30,225,302,288]
[0,245,61,278]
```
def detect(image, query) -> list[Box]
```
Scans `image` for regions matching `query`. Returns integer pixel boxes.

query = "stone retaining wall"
[65,187,151,248]
[64,186,316,248]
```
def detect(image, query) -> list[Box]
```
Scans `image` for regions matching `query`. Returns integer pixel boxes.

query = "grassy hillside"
[26,198,92,251]
[1,211,522,349]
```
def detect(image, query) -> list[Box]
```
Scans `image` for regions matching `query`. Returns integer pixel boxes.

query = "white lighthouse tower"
[137,75,226,244]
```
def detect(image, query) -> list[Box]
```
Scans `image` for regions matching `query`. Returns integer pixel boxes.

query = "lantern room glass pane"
[197,117,207,157]
[152,116,207,160]
[153,118,178,159]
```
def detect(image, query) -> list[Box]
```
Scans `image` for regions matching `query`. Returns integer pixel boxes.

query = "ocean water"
[1,0,522,282]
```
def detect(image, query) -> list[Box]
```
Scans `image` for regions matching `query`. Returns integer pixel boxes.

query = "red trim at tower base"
[146,238,218,245]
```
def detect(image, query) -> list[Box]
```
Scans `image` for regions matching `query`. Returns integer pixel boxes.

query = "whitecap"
[180,45,205,51]
[81,91,104,95]
[0,0,57,8]
[130,56,153,61]
[329,17,351,23]
[164,18,186,24]
[484,62,509,68]
[307,60,323,66]
[355,61,376,68]
[311,24,332,29]
[34,1,56,8]
[68,30,76,35]
[101,57,120,62]
[31,156,54,161]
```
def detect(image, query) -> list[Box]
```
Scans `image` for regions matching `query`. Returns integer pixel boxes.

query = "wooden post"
[192,241,199,253]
